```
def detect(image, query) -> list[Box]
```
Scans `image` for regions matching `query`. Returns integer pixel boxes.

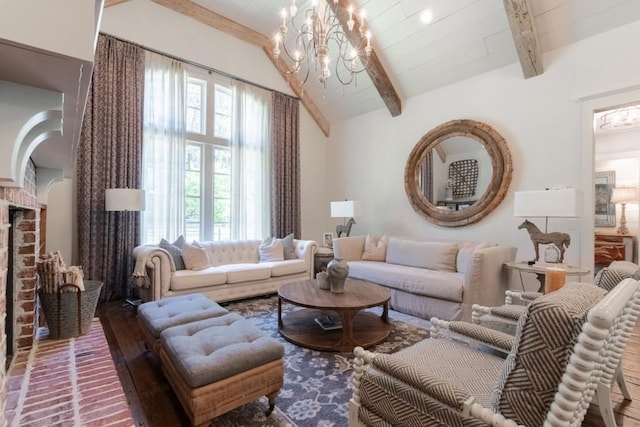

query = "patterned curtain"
[271,93,301,238]
[76,34,145,301]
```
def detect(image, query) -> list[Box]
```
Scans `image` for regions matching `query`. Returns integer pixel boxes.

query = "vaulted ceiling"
[107,0,640,136]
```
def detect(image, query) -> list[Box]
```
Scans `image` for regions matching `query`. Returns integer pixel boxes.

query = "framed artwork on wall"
[595,170,616,227]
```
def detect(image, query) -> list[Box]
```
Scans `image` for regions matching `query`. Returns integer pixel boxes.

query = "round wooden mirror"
[405,119,512,227]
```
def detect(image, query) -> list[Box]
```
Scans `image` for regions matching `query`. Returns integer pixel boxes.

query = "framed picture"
[458,203,471,210]
[595,170,616,227]
[322,233,334,248]
[445,203,457,211]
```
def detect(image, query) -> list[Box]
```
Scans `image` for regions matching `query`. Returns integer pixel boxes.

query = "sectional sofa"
[333,235,516,321]
[132,238,317,302]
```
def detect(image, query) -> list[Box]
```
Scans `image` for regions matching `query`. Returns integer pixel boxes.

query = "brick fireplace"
[0,161,41,427]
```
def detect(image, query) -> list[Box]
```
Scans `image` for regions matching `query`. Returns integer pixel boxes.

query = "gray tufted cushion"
[161,313,285,388]
[138,293,228,338]
[491,282,606,426]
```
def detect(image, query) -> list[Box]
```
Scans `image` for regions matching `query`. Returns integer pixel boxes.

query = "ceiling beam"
[151,0,330,136]
[104,0,130,7]
[503,0,543,79]
[329,0,402,117]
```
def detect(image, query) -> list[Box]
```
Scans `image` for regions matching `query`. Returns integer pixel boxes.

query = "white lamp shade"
[331,200,361,218]
[514,188,582,218]
[611,187,638,204]
[105,188,146,211]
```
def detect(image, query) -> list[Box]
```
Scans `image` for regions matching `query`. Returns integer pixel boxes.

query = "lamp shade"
[514,188,582,218]
[330,200,362,218]
[611,187,638,204]
[105,188,146,212]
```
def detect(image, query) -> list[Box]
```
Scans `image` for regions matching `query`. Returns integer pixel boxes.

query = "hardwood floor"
[97,299,640,427]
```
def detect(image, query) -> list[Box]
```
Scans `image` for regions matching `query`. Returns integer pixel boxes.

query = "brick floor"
[6,319,134,427]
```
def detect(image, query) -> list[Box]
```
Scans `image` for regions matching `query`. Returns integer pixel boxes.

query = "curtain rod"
[100,32,299,100]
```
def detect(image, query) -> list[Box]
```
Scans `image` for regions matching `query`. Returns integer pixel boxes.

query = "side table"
[314,247,334,277]
[504,261,590,293]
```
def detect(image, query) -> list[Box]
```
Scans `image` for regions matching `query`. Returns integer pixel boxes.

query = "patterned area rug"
[212,295,432,427]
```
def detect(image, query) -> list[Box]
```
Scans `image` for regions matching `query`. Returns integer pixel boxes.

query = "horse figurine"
[518,220,571,263]
[336,218,356,237]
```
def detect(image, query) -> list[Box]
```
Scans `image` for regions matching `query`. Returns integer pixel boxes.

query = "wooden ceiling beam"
[151,0,330,136]
[104,0,130,7]
[503,0,543,79]
[329,0,402,117]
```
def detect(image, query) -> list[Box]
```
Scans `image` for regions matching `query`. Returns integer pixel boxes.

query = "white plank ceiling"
[186,0,640,124]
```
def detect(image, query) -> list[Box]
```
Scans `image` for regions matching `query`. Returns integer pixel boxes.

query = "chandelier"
[600,105,640,130]
[273,0,372,88]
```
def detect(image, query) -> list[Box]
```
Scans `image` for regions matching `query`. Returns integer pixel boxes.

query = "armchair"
[349,279,640,427]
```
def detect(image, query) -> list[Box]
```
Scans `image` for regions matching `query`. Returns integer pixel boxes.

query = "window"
[142,57,271,245]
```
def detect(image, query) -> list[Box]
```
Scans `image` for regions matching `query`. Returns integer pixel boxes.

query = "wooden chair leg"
[616,362,632,400]
[265,391,279,416]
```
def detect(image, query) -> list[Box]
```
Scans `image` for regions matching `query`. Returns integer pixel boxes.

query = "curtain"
[229,81,272,239]
[76,34,145,301]
[271,92,301,238]
[141,52,186,243]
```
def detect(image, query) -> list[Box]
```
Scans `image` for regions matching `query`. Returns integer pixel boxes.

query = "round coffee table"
[278,278,390,352]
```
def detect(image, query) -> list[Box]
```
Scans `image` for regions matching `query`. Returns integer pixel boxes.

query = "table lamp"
[514,188,582,263]
[331,200,361,237]
[611,186,638,235]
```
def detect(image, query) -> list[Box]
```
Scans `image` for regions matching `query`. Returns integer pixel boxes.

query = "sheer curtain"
[229,81,272,240]
[142,51,186,244]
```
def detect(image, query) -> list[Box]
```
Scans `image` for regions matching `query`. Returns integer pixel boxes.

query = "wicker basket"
[38,280,103,339]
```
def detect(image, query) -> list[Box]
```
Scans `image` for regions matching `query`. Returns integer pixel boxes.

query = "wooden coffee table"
[278,278,390,352]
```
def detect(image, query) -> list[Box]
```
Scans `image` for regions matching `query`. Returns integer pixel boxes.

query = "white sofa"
[333,236,516,321]
[132,239,317,302]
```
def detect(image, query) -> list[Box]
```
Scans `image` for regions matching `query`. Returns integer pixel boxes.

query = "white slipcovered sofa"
[333,235,516,321]
[132,238,317,303]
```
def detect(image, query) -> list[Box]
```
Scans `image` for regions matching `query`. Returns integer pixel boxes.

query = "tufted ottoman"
[137,293,228,356]
[159,313,285,427]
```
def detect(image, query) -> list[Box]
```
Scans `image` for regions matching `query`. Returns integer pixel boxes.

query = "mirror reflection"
[418,136,492,211]
[405,119,512,227]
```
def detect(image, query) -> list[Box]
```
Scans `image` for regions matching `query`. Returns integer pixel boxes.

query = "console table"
[505,262,590,293]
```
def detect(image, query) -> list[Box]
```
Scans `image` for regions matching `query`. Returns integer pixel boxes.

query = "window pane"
[214,174,230,198]
[186,144,201,171]
[214,147,231,174]
[187,79,205,134]
[214,84,231,139]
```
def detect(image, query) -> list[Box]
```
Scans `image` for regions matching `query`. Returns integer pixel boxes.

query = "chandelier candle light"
[273,0,373,88]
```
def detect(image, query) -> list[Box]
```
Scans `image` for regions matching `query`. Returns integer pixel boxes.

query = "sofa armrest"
[132,245,174,301]
[294,239,318,276]
[333,236,366,261]
[461,245,517,321]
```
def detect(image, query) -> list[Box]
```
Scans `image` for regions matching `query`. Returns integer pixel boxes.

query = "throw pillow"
[456,241,491,273]
[181,241,210,271]
[159,238,186,271]
[280,233,297,260]
[386,238,458,272]
[362,235,388,261]
[259,237,284,262]
[173,235,186,249]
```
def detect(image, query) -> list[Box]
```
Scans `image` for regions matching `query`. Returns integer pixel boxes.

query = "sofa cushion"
[362,235,388,261]
[456,241,491,273]
[280,233,297,260]
[200,240,262,266]
[348,260,464,302]
[259,238,284,262]
[216,263,272,283]
[182,241,210,270]
[386,238,458,272]
[160,238,186,271]
[170,267,227,291]
[261,259,307,277]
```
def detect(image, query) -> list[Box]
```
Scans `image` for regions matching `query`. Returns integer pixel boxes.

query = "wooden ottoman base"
[160,347,284,427]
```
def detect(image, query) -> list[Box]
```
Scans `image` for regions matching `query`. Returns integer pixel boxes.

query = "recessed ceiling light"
[420,9,433,25]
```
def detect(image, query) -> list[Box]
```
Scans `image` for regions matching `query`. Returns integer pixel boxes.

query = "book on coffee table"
[314,315,342,331]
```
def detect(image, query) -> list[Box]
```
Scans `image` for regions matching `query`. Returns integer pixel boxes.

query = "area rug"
[213,295,432,427]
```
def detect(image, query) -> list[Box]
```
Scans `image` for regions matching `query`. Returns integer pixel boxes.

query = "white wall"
[45,178,74,264]
[328,20,640,290]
